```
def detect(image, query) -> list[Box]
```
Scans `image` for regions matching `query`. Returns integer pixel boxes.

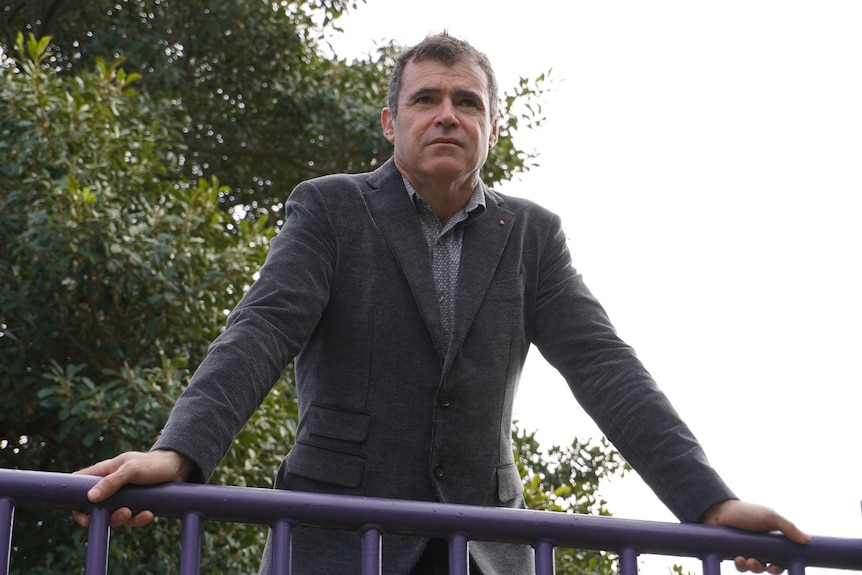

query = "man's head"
[387,32,500,122]
[380,33,500,195]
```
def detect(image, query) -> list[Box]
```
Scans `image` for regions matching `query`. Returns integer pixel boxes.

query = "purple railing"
[1,468,860,574]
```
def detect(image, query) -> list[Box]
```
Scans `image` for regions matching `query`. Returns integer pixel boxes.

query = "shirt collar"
[401,175,486,218]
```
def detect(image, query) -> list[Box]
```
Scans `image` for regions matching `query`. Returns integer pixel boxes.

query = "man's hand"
[72,450,194,528]
[701,499,811,574]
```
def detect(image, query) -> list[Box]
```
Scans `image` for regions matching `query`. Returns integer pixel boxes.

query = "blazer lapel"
[364,160,448,360]
[443,186,515,373]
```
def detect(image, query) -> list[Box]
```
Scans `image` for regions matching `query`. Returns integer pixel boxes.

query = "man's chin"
[421,157,479,178]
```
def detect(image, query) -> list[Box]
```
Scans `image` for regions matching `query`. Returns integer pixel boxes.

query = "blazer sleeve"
[152,181,336,481]
[530,212,736,523]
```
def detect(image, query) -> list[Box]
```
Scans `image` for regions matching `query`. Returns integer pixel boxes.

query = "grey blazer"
[154,158,734,574]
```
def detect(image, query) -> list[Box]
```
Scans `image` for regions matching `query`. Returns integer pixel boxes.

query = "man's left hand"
[701,499,811,574]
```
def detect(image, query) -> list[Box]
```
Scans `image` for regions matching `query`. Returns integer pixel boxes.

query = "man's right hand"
[72,450,193,528]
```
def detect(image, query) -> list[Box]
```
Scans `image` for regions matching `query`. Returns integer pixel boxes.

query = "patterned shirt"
[402,175,486,341]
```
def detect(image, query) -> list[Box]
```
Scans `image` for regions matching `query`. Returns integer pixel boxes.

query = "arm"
[529,214,734,522]
[529,214,809,571]
[74,181,337,525]
[151,181,336,480]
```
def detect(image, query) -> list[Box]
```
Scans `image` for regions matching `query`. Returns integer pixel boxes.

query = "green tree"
[514,424,631,575]
[0,33,291,574]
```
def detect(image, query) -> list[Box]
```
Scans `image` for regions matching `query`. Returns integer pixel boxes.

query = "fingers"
[72,508,156,528]
[109,507,155,528]
[86,456,153,503]
[74,454,131,478]
[72,509,91,528]
[771,515,811,546]
[76,450,191,502]
[734,556,785,574]
[74,451,145,502]
[735,556,767,573]
[747,505,811,547]
[124,509,155,528]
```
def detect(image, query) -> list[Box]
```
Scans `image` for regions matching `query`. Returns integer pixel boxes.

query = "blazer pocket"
[306,402,372,443]
[287,440,367,489]
[487,274,525,302]
[287,403,371,489]
[496,462,524,504]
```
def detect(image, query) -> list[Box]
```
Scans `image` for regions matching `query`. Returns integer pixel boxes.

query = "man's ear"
[488,117,499,149]
[381,107,396,143]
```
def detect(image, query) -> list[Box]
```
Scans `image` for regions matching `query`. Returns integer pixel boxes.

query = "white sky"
[327,2,862,573]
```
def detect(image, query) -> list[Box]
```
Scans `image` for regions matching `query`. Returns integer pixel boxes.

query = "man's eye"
[460,99,478,108]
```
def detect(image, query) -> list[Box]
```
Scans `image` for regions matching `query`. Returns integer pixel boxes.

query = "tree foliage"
[515,425,631,575]
[0,32,292,574]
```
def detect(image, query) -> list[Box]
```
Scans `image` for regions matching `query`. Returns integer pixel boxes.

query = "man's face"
[381,58,499,187]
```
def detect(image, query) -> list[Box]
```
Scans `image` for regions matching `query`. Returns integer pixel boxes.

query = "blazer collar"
[443,190,514,372]
[365,159,448,359]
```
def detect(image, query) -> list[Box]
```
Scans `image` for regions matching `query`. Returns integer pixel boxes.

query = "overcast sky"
[327,2,862,572]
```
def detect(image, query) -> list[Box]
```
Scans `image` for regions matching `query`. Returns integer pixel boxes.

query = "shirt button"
[434,465,445,478]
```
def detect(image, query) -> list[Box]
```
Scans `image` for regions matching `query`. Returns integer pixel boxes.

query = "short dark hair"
[387,32,499,121]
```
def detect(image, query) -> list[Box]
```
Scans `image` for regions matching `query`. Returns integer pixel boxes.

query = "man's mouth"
[429,137,462,147]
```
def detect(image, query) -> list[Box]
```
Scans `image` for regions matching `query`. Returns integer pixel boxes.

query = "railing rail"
[1,468,860,574]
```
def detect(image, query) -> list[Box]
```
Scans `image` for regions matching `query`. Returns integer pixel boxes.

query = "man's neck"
[398,167,479,226]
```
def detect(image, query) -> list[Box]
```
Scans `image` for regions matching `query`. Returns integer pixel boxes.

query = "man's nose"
[435,99,459,127]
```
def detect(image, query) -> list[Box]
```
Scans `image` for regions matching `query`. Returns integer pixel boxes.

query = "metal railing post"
[534,538,555,575]
[702,551,721,575]
[84,506,110,575]
[0,498,13,575]
[618,545,638,575]
[180,511,204,575]
[448,533,469,575]
[271,519,293,575]
[360,525,381,575]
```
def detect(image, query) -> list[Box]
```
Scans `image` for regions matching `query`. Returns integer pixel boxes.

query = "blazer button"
[434,465,444,478]
[440,397,451,407]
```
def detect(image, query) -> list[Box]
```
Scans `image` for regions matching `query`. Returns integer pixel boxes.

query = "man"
[75,33,808,574]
